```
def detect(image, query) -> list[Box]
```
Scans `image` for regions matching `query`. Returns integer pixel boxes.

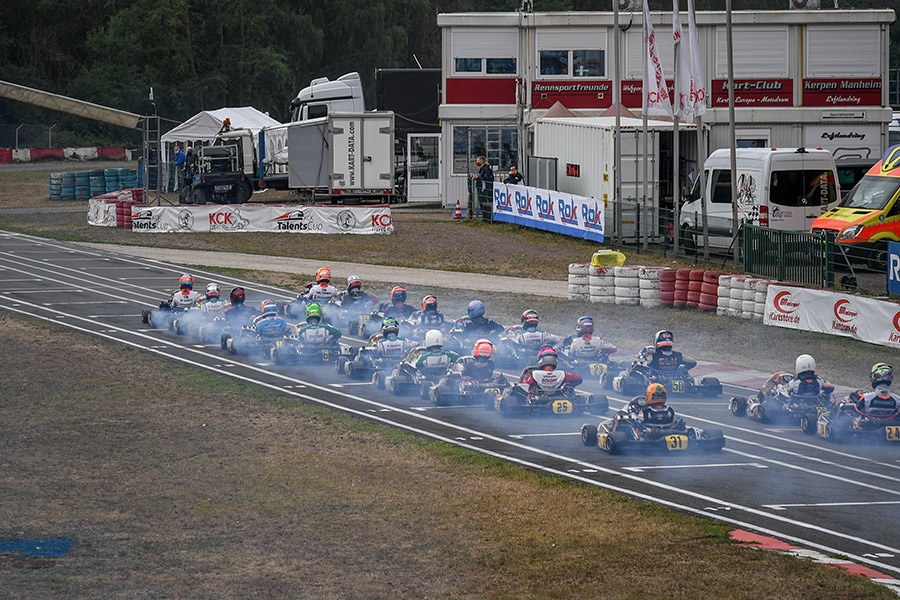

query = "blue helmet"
[467,300,485,319]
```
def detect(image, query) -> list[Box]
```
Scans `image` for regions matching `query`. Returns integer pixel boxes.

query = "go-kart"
[430,371,510,407]
[810,393,900,443]
[325,296,378,334]
[493,328,561,369]
[558,353,624,382]
[270,325,352,367]
[338,337,418,385]
[729,372,833,431]
[171,303,227,342]
[141,302,186,331]
[606,361,722,398]
[384,352,455,400]
[490,368,608,418]
[582,402,726,454]
[221,327,287,357]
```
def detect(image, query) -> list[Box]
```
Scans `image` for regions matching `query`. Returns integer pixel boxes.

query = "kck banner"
[89,202,394,234]
[491,183,604,243]
[764,284,900,349]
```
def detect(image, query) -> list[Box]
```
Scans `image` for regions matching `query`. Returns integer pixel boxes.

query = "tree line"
[0,0,894,148]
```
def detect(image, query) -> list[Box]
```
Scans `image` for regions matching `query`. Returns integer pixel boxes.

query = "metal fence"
[742,224,834,288]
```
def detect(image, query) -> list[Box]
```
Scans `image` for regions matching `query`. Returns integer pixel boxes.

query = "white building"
[434,8,895,211]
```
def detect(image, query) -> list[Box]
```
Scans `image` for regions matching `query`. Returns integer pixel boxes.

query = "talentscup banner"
[492,183,604,243]
[92,203,394,234]
[764,284,900,349]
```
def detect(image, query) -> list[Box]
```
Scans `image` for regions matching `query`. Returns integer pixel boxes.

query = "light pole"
[48,124,57,148]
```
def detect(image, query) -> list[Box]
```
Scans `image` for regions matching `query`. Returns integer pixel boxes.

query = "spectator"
[173,144,186,191]
[470,155,494,217]
[504,165,524,185]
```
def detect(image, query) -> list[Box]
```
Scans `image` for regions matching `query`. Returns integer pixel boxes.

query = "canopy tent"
[159,106,281,192]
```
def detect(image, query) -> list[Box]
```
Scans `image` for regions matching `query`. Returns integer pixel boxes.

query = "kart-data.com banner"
[491,183,604,243]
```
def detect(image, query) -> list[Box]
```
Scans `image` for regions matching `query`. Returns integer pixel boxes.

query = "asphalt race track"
[3,230,900,580]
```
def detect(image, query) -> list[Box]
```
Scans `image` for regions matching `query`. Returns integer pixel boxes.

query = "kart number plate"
[588,363,607,376]
[671,379,686,393]
[551,400,573,415]
[885,426,900,441]
[321,349,330,361]
[214,184,233,192]
[665,435,689,451]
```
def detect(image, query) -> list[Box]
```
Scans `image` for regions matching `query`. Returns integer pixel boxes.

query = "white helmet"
[795,354,816,376]
[424,329,444,349]
[205,283,220,298]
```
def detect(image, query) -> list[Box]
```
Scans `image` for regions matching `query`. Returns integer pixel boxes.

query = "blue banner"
[491,183,604,243]
[888,241,900,296]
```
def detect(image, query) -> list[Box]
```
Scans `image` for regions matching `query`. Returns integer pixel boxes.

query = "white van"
[679,147,841,251]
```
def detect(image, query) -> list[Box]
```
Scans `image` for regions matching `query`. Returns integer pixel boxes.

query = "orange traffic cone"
[453,199,462,219]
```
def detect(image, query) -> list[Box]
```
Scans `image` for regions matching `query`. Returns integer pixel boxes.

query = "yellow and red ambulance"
[811,145,900,269]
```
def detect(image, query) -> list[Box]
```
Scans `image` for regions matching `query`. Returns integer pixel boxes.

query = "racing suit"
[457,315,505,342]
[169,288,203,309]
[379,301,416,322]
[407,310,448,338]
[857,384,900,417]
[222,303,254,325]
[293,321,342,346]
[637,346,693,375]
[557,334,617,361]
[198,297,227,318]
[251,313,288,338]
[303,282,339,304]
[502,325,562,356]
[404,347,460,375]
[451,355,499,382]
[787,373,834,399]
[508,366,583,402]
[625,398,676,425]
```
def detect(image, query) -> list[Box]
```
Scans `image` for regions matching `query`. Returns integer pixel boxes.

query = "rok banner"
[492,183,604,243]
[124,204,394,234]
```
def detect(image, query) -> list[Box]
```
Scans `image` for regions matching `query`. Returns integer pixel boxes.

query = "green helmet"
[871,363,893,388]
[305,302,322,322]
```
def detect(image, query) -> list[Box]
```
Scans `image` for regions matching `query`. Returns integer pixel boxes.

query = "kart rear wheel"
[335,356,348,375]
[581,423,598,447]
[700,428,726,452]
[348,321,359,336]
[388,376,400,395]
[800,412,817,435]
[419,382,432,401]
[220,333,230,351]
[700,377,723,397]
[271,346,286,365]
[499,398,517,418]
[432,386,449,406]
[593,394,609,415]
[729,397,747,417]
[346,360,362,379]
[603,431,626,455]
[599,371,614,391]
[372,371,385,390]
[141,309,150,324]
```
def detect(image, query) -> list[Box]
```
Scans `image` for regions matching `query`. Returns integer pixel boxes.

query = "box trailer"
[287,111,395,203]
[533,116,695,242]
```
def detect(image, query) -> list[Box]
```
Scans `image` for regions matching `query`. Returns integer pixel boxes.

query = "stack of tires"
[673,268,692,308]
[104,168,122,193]
[638,267,664,308]
[589,266,616,304]
[568,263,591,300]
[658,268,676,307]
[699,271,721,312]
[717,275,733,316]
[685,269,705,309]
[728,275,747,318]
[119,169,139,189]
[613,266,641,306]
[48,172,64,200]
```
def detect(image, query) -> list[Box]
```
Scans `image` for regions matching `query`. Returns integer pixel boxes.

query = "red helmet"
[316,267,332,284]
[473,338,494,359]
[230,287,245,304]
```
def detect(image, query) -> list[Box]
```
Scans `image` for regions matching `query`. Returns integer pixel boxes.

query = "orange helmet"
[422,295,438,312]
[390,286,407,304]
[179,274,194,290]
[473,338,494,359]
[645,383,667,406]
[316,267,332,284]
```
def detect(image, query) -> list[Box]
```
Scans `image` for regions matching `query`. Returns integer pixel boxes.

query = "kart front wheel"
[372,372,385,390]
[729,397,747,417]
[800,413,817,435]
[599,371,614,391]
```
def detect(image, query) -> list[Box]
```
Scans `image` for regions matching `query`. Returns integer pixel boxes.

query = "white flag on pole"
[642,1,673,119]
[687,0,707,118]
[673,0,692,120]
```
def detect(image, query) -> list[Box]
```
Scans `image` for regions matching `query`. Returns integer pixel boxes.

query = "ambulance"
[811,145,900,270]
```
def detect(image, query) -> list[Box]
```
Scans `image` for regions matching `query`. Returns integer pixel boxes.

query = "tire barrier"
[0,146,133,164]
[567,263,591,301]
[567,256,777,320]
[48,168,139,200]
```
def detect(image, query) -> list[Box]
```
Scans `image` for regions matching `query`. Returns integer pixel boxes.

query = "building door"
[407,133,441,203]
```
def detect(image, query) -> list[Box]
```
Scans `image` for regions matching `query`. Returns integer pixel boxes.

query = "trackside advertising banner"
[120,204,393,234]
[764,284,900,349]
[492,184,604,243]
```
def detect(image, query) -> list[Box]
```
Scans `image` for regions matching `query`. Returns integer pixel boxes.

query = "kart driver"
[335,275,378,309]
[556,316,618,361]
[198,283,227,317]
[637,330,691,374]
[294,302,342,345]
[379,286,416,321]
[787,354,834,399]
[451,338,503,382]
[303,267,339,304]
[626,383,676,426]
[457,300,505,341]
[366,317,418,357]
[403,330,460,374]
[854,363,900,417]
[169,273,203,309]
[252,300,288,338]
[407,295,448,338]
[502,309,562,353]
[510,347,583,400]
[223,287,253,324]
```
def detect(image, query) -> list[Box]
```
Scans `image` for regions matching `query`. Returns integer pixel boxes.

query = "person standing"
[504,164,524,185]
[470,156,494,218]
[173,144,186,191]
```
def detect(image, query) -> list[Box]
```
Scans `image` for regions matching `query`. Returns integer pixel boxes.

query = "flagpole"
[727,0,739,264]
[614,0,622,245]
[673,1,681,257]
[642,3,650,252]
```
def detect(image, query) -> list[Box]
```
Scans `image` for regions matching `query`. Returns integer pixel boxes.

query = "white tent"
[160,106,281,191]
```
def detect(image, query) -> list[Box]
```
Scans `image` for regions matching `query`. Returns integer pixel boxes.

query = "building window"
[452,125,519,175]
[540,50,605,77]
[455,58,482,73]
[454,57,516,75]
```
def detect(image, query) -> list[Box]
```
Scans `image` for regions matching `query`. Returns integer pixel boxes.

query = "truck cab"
[290,72,365,122]
[680,147,840,252]
[811,144,900,269]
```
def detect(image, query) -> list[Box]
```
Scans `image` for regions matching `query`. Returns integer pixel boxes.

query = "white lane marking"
[623,463,768,472]
[763,500,900,510]
[329,381,373,387]
[510,432,581,439]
